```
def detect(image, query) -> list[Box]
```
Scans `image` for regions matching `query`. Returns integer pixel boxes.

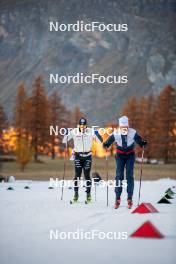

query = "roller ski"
[85,194,92,204]
[70,193,79,204]
[114,199,121,209]
[127,199,133,209]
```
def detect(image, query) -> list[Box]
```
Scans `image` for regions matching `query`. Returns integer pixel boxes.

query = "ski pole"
[105,148,109,206]
[138,147,145,206]
[61,137,68,201]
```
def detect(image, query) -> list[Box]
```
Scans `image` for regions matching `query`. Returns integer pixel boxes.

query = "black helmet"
[79,117,87,125]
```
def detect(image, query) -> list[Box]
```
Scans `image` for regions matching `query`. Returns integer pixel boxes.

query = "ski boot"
[70,193,79,204]
[114,198,121,209]
[85,193,92,204]
[127,199,133,209]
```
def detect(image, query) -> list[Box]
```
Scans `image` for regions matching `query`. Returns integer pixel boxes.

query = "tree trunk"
[34,145,38,162]
[51,149,55,160]
[20,164,25,172]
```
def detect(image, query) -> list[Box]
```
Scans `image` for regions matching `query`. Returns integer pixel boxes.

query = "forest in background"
[0,76,175,172]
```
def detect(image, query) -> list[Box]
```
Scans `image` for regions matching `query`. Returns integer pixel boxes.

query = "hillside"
[0,0,176,124]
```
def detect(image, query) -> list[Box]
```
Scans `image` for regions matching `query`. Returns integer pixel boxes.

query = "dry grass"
[1,156,176,181]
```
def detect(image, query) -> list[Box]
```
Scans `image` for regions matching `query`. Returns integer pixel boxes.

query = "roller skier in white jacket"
[63,117,103,203]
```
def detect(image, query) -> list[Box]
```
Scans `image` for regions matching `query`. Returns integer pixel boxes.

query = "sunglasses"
[79,125,87,129]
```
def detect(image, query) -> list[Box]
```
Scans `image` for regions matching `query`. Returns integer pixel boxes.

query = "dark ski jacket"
[103,128,147,155]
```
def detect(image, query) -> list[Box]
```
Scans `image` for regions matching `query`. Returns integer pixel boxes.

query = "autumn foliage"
[0,79,175,165]
[122,85,176,163]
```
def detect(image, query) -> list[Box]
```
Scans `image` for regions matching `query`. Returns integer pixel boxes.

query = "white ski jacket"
[62,128,102,153]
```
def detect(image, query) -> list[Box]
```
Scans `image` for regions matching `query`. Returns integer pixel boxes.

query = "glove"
[103,142,108,149]
[142,139,148,147]
[94,130,99,136]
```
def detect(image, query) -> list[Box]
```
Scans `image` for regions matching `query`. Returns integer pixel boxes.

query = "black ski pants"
[74,154,92,194]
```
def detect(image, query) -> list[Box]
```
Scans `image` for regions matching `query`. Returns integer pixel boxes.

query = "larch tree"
[121,97,141,130]
[49,90,70,159]
[13,83,29,138]
[120,86,176,162]
[156,85,176,163]
[29,76,50,162]
[71,106,85,127]
[147,95,158,159]
[138,95,158,159]
[0,103,7,137]
[0,103,7,177]
[16,138,33,171]
[0,103,7,158]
